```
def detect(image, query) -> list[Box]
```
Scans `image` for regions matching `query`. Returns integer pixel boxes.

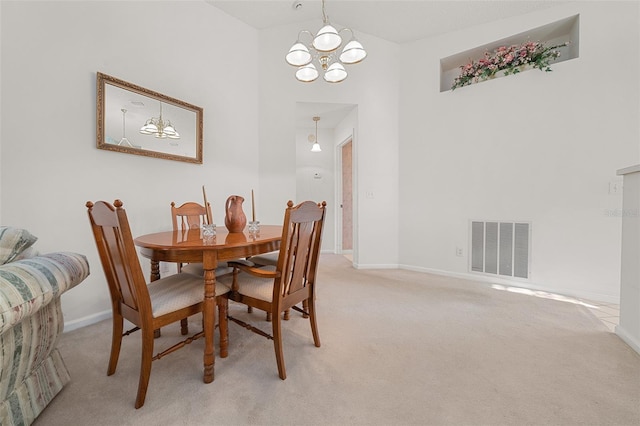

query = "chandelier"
[139,102,180,139]
[285,0,367,83]
[310,116,321,152]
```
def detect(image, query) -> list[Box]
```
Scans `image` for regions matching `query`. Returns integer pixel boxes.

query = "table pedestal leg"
[150,260,160,282]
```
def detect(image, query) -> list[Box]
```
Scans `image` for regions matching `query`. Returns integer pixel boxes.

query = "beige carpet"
[36,254,639,425]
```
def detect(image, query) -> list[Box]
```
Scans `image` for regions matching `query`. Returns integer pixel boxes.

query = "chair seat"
[181,262,232,277]
[248,252,278,266]
[149,272,230,317]
[220,266,276,303]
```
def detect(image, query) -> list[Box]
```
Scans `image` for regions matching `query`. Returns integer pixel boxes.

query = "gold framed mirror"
[96,72,203,164]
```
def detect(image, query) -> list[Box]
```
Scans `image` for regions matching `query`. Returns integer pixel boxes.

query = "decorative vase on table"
[224,195,247,233]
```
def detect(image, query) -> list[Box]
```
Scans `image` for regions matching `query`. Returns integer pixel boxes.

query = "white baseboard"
[354,263,398,270]
[64,309,111,333]
[348,259,617,304]
[615,325,640,355]
[398,264,619,304]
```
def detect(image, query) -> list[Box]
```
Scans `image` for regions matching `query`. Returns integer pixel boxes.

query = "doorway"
[295,102,357,259]
[341,139,353,255]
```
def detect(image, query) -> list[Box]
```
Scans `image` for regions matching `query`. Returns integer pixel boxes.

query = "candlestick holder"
[248,220,260,234]
[202,223,216,244]
[202,223,216,237]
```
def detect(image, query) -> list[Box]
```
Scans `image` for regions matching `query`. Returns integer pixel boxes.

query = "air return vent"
[471,221,530,279]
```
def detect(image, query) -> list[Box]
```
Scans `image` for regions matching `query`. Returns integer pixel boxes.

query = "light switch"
[609,181,623,195]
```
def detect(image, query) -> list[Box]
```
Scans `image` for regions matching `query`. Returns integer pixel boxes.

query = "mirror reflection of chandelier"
[119,108,141,148]
[139,102,180,139]
[285,0,367,83]
[118,109,134,147]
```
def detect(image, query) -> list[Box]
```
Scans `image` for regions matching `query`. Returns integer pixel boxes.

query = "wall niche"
[440,14,580,92]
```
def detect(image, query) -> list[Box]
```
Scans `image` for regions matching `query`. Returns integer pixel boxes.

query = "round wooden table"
[134,225,282,384]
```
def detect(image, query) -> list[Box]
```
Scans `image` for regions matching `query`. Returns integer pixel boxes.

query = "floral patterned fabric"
[0,252,90,426]
[0,227,38,265]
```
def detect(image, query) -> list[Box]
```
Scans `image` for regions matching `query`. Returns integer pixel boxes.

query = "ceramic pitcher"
[224,195,247,233]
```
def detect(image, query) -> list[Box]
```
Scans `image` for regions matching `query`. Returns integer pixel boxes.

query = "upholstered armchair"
[0,227,90,425]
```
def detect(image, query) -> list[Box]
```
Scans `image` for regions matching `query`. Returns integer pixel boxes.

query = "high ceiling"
[209,0,568,44]
[208,0,569,129]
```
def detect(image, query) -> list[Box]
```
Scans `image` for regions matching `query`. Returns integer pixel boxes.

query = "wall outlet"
[456,247,463,257]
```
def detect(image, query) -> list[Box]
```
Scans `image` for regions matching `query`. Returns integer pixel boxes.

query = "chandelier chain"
[321,0,328,24]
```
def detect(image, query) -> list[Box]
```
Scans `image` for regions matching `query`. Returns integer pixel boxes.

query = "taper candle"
[251,189,256,222]
[202,185,212,224]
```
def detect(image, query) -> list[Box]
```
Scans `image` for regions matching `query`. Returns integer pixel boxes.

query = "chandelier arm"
[297,30,315,45]
[338,28,355,40]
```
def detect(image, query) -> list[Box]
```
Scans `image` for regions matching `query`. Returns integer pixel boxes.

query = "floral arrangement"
[451,40,568,90]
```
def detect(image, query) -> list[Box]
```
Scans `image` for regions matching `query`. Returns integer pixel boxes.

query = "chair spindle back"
[86,200,151,316]
[275,200,326,303]
[171,201,212,231]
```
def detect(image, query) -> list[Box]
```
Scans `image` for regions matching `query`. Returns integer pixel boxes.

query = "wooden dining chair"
[223,200,326,380]
[171,201,212,274]
[171,201,233,274]
[171,200,211,230]
[171,201,233,334]
[86,199,230,408]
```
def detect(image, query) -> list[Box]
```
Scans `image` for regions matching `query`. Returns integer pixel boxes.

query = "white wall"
[617,165,640,353]
[399,2,639,302]
[296,126,335,251]
[257,19,400,267]
[0,1,260,325]
[3,1,634,330]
